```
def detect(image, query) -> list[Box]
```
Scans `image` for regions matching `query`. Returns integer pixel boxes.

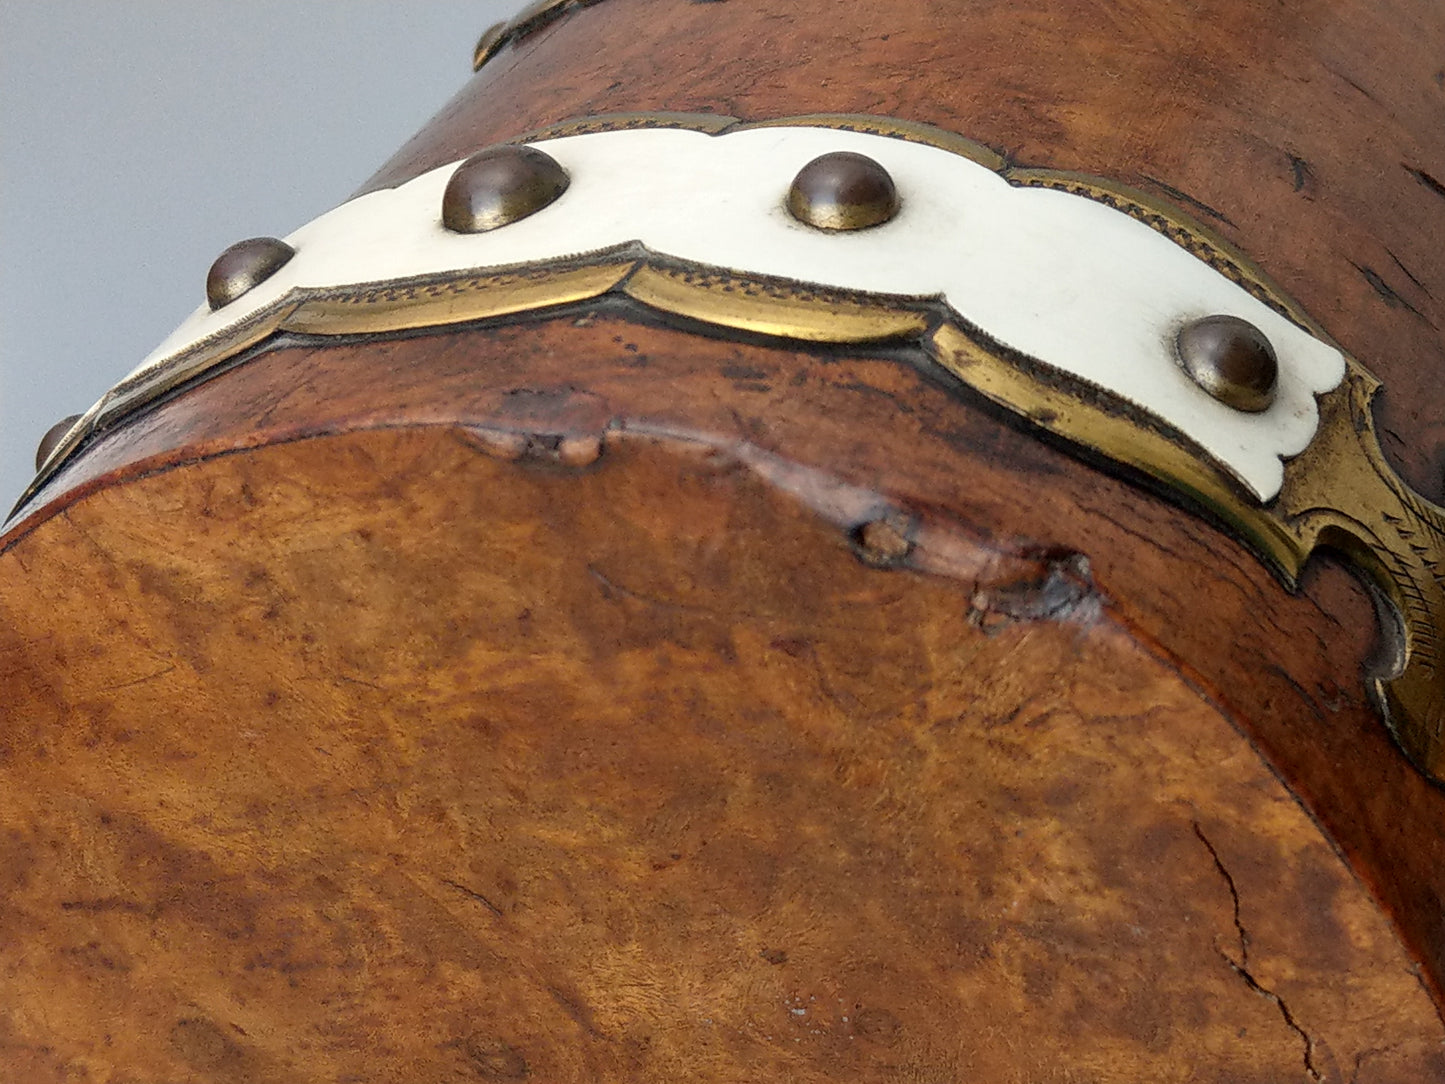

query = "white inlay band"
[130,125,1344,501]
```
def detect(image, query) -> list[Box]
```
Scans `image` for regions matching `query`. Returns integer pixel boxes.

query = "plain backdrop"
[0,1,517,508]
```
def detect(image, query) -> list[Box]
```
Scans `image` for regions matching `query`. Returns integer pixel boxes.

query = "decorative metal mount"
[18,113,1445,785]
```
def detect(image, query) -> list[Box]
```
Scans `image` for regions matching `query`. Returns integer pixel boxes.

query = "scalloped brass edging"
[624,264,930,343]
[285,261,635,337]
[1278,364,1445,773]
[927,323,1305,577]
[18,112,1445,784]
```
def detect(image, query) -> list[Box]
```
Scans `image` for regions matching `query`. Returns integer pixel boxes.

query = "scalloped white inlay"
[121,125,1344,501]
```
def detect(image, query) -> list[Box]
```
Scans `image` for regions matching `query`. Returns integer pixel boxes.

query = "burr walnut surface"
[5,0,1445,1077]
[1,309,1443,1080]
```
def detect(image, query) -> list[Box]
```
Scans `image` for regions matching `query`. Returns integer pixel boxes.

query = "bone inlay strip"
[121,126,1346,500]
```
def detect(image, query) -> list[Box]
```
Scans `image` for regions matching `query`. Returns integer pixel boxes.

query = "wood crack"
[1137,173,1237,227]
[1194,823,1322,1081]
[440,878,504,919]
[1405,164,1445,202]
[1351,261,1435,327]
[100,663,177,694]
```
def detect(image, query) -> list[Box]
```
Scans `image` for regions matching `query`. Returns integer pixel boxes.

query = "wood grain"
[5,0,1445,1076]
[4,306,1444,1078]
[2,418,1441,1081]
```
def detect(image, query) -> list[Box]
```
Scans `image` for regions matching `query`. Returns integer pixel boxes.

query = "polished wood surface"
[5,310,1443,1079]
[3,314,1444,1079]
[4,0,1445,1079]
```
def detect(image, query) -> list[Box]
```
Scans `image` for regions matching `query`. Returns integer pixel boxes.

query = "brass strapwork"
[1275,366,1445,777]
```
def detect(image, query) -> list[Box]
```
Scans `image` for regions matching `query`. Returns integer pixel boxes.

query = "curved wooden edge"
[2,419,1443,1080]
[4,307,1442,1012]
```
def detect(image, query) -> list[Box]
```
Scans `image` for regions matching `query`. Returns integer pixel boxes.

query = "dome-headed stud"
[441,145,570,234]
[786,152,900,231]
[35,413,83,471]
[206,237,296,311]
[1175,314,1279,413]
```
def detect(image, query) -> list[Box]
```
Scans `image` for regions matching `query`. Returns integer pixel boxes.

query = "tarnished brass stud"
[786,152,900,231]
[1175,314,1279,412]
[472,21,507,70]
[441,145,570,234]
[206,237,296,311]
[35,413,83,471]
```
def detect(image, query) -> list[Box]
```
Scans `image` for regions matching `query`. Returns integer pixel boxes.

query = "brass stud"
[206,237,296,311]
[441,145,570,234]
[786,152,900,231]
[35,413,83,471]
[472,22,507,70]
[1175,314,1279,412]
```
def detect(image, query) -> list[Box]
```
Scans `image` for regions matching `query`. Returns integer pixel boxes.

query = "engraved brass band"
[20,113,1445,785]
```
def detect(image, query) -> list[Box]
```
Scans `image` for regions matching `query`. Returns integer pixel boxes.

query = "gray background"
[0,1,515,508]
